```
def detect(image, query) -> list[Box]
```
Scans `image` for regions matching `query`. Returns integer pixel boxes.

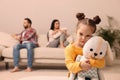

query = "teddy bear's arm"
[89,58,105,68]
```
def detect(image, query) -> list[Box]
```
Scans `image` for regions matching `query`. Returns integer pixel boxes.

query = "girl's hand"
[80,60,92,71]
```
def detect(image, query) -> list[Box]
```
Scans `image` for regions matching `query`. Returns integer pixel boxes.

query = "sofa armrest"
[0,45,6,61]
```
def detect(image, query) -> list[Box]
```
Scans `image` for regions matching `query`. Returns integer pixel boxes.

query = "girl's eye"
[86,35,91,37]
[79,33,83,36]
[90,48,93,51]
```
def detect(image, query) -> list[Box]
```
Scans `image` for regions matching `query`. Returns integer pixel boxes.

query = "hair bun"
[93,16,101,24]
[76,13,85,20]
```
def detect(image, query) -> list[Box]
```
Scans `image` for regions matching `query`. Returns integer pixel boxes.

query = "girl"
[65,13,104,80]
[47,19,69,48]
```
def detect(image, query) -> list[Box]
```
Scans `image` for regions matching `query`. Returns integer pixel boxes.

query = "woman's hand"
[80,59,92,71]
[59,30,64,33]
[60,29,67,34]
[51,30,59,35]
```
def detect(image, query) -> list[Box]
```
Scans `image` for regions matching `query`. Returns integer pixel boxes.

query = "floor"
[0,59,120,80]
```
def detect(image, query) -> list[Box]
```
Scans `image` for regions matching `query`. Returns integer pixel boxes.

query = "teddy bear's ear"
[105,41,114,66]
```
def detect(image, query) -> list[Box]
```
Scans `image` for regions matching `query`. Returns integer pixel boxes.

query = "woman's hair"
[50,19,59,30]
[76,13,101,33]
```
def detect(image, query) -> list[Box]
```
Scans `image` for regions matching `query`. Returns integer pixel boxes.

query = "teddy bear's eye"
[90,48,93,51]
[100,52,102,55]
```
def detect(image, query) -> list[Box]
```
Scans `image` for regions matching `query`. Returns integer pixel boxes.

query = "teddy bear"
[69,36,114,80]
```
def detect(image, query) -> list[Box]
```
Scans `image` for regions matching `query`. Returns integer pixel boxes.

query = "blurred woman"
[47,19,69,48]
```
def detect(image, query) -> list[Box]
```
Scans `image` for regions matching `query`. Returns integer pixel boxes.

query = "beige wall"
[0,0,120,34]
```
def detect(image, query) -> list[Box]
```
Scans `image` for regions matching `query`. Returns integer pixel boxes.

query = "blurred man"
[11,18,38,72]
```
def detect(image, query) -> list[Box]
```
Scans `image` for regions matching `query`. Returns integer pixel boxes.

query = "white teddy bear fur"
[69,36,114,80]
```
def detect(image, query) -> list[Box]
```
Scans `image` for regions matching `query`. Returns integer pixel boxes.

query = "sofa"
[0,32,72,69]
[0,32,114,70]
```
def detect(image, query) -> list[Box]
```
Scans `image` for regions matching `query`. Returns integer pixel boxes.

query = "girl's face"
[54,21,60,30]
[76,23,94,47]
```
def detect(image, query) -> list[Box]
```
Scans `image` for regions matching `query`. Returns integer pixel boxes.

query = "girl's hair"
[50,19,59,30]
[76,13,101,33]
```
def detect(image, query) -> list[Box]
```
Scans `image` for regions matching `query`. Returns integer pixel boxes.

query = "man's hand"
[80,59,92,71]
[11,34,20,40]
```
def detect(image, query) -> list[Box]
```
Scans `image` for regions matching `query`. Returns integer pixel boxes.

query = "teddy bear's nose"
[94,53,98,56]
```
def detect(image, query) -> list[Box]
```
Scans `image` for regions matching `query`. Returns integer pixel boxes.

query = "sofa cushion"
[0,46,5,57]
[0,32,19,47]
[38,34,48,47]
[2,47,65,60]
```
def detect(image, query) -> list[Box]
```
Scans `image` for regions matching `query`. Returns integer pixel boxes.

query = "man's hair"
[24,18,32,26]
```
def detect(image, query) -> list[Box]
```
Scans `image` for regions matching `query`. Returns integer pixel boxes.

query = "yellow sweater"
[64,43,105,74]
